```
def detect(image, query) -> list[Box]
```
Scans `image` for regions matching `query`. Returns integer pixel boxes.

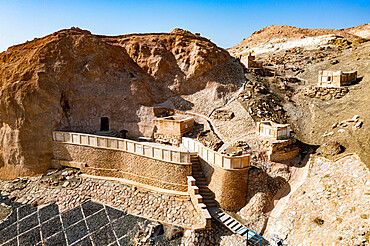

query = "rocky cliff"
[0,27,244,176]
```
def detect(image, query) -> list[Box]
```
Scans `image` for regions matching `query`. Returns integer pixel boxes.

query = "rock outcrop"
[0,27,244,175]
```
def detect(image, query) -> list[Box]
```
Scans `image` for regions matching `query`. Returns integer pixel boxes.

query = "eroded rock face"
[102,29,230,94]
[0,27,244,174]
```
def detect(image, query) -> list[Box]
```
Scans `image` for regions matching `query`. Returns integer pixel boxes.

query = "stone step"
[203,198,215,205]
[199,189,212,194]
[220,215,231,223]
[198,185,210,189]
[94,131,121,138]
[201,194,214,199]
[207,207,266,245]
[205,202,217,207]
[198,190,211,194]
[225,218,237,227]
[228,220,239,228]
[193,176,204,179]
[239,229,251,237]
[232,224,243,232]
[192,169,203,173]
[215,212,225,218]
[217,214,228,222]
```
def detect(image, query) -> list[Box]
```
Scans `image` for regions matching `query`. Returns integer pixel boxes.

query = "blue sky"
[0,0,369,51]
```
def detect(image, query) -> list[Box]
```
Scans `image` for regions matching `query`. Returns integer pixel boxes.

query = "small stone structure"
[257,121,298,162]
[260,138,299,162]
[154,115,194,146]
[245,53,263,69]
[257,121,291,140]
[318,70,357,87]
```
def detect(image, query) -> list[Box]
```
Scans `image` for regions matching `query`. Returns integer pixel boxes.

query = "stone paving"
[0,196,187,246]
[0,176,202,229]
[0,172,246,245]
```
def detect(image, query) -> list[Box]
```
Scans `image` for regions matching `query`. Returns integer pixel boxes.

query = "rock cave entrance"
[100,117,109,131]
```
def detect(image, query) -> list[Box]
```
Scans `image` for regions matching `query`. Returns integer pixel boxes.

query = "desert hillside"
[229,24,368,56]
[0,27,244,175]
[0,23,369,246]
[344,23,370,39]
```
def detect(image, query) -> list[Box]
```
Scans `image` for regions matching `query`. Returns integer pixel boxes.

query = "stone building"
[257,121,291,140]
[257,121,298,162]
[154,115,194,146]
[245,53,263,69]
[318,70,357,87]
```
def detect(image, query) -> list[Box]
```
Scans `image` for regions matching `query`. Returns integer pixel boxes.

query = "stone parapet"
[182,137,250,169]
[52,131,193,192]
[53,131,191,164]
[187,176,212,229]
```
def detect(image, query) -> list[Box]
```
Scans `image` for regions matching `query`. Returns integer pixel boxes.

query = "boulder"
[165,226,184,241]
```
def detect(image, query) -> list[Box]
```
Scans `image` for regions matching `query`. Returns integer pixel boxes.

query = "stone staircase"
[94,130,121,138]
[210,208,267,245]
[190,154,267,246]
[190,154,218,208]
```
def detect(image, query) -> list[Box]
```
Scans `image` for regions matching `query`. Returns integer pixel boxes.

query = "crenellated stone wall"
[52,142,191,192]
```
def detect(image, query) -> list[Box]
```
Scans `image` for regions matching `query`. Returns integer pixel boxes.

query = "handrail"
[52,131,191,164]
[182,137,250,169]
[236,227,266,245]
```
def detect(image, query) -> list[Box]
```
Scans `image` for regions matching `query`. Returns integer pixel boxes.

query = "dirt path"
[263,152,312,238]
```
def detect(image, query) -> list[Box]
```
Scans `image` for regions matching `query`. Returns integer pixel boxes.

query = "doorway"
[100,117,109,131]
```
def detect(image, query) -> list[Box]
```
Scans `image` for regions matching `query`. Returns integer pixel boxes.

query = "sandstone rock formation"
[0,27,244,176]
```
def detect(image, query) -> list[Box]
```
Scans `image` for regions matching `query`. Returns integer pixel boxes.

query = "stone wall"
[303,86,349,100]
[260,138,299,162]
[52,142,191,192]
[199,159,249,211]
[269,148,299,162]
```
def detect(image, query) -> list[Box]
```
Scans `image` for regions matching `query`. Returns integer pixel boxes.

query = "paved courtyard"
[0,195,180,246]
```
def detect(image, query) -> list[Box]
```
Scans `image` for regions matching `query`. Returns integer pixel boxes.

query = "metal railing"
[236,227,267,245]
[52,131,191,164]
[182,137,250,169]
